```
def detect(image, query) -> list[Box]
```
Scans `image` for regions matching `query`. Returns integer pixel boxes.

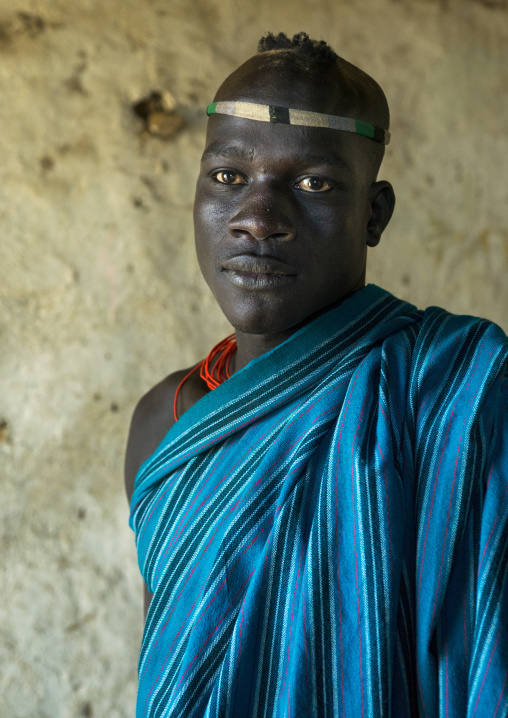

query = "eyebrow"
[201,145,352,171]
[201,145,256,162]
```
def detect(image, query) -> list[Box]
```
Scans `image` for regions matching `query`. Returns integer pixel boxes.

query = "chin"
[216,292,329,339]
[213,292,294,336]
[209,276,353,337]
[224,310,293,336]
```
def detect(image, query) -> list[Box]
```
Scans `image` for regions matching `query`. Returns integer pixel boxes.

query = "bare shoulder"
[124,369,185,504]
[124,366,209,504]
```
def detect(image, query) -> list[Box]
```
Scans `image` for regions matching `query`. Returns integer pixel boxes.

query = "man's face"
[194,68,380,336]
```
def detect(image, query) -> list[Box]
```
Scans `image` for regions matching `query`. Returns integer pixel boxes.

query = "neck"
[232,328,295,373]
[230,284,364,374]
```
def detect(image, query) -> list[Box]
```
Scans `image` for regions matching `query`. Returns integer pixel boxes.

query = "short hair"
[257,32,338,67]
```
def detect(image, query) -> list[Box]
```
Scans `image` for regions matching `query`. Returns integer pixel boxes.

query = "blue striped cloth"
[130,285,508,717]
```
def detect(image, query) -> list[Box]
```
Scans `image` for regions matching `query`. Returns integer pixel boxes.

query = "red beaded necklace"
[173,333,237,421]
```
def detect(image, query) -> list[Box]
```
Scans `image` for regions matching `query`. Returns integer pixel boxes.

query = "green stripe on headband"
[206,101,390,145]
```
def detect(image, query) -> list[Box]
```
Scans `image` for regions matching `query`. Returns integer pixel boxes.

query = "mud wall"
[1,1,507,716]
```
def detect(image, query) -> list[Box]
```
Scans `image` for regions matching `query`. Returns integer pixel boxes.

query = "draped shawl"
[130,285,508,718]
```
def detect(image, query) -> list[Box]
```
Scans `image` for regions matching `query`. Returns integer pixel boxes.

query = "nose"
[227,186,296,242]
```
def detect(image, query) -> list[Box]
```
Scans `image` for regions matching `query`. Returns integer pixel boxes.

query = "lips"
[222,254,297,289]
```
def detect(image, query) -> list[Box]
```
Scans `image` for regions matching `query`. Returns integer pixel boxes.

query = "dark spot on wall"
[64,61,88,96]
[77,507,86,520]
[132,90,184,139]
[401,274,411,286]
[81,702,93,718]
[55,137,96,159]
[64,75,87,95]
[473,0,506,7]
[66,613,96,633]
[56,143,72,155]
[0,419,10,444]
[39,155,54,172]
[133,91,163,120]
[0,22,12,46]
[0,11,55,48]
[412,0,506,7]
[110,403,119,413]
[396,0,450,8]
[126,264,134,274]
[104,352,112,361]
[93,392,102,401]
[140,175,163,202]
[132,196,149,212]
[17,12,46,37]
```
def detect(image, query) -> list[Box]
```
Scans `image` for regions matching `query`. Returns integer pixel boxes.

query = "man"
[125,32,508,717]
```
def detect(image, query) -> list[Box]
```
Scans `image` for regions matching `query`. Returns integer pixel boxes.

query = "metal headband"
[206,100,390,145]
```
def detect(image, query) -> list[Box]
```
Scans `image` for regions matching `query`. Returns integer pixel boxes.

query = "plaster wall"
[1,1,507,716]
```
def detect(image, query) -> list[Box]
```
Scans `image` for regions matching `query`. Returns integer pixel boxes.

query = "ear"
[366,181,395,247]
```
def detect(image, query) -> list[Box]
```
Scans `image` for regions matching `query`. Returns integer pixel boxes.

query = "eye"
[295,176,332,193]
[212,170,246,185]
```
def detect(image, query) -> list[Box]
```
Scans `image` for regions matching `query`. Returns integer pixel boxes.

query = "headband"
[206,100,390,145]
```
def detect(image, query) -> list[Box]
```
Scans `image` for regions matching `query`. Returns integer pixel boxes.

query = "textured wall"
[1,0,507,716]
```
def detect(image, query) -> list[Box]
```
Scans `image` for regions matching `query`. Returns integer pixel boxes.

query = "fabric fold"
[130,285,508,718]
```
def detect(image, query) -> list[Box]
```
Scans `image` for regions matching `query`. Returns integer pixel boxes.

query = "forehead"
[202,113,364,172]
